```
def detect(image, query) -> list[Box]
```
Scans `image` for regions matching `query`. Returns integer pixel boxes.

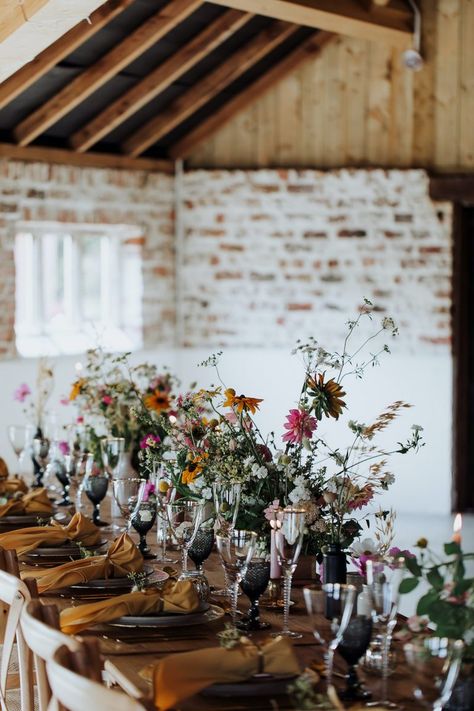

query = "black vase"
[323,543,347,584]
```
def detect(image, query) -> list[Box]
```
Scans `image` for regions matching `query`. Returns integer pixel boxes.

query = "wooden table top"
[21,512,422,710]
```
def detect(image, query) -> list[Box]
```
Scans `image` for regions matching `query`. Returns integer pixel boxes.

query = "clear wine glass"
[213,481,241,597]
[303,583,357,690]
[166,500,204,576]
[83,454,109,527]
[130,482,157,559]
[365,557,405,709]
[112,477,144,531]
[404,637,464,710]
[7,425,31,476]
[272,507,306,638]
[216,529,257,630]
[100,437,125,476]
[151,462,177,563]
[32,437,50,488]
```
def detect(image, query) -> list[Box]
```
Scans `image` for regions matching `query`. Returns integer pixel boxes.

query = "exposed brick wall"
[181,169,452,352]
[0,163,452,358]
[0,160,175,358]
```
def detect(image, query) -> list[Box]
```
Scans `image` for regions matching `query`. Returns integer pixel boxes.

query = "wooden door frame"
[429,174,474,513]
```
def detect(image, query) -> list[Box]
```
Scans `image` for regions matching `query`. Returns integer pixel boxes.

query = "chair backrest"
[0,569,33,711]
[47,643,148,711]
[21,601,81,711]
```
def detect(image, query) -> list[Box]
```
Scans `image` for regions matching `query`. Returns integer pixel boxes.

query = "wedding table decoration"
[0,487,52,518]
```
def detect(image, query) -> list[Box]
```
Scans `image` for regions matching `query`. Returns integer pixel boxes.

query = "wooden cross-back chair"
[0,553,36,711]
[20,601,81,711]
[46,639,150,711]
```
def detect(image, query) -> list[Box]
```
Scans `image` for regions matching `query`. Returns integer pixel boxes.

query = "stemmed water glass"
[273,507,306,638]
[216,530,257,630]
[32,437,50,488]
[303,583,357,690]
[213,482,241,597]
[7,425,31,476]
[83,454,109,527]
[151,462,177,563]
[189,526,214,572]
[365,557,405,709]
[338,615,373,700]
[112,477,144,531]
[101,437,126,531]
[238,559,271,631]
[130,482,157,559]
[404,637,464,710]
[166,500,204,575]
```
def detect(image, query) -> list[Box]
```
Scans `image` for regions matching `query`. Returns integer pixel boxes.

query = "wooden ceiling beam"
[0,142,174,173]
[122,20,298,158]
[169,30,333,159]
[70,9,252,153]
[0,0,49,43]
[207,0,412,47]
[0,0,135,111]
[13,0,203,147]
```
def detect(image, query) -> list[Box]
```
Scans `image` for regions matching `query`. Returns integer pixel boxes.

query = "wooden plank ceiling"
[0,0,413,171]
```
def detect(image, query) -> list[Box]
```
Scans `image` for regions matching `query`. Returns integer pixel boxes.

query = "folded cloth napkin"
[23,532,143,593]
[0,458,9,479]
[60,579,200,634]
[0,477,28,497]
[151,636,301,710]
[0,488,52,518]
[0,512,101,555]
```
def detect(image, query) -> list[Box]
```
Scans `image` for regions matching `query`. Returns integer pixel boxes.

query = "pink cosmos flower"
[388,546,416,560]
[76,416,84,424]
[60,396,69,406]
[282,408,317,444]
[14,383,31,403]
[139,433,161,450]
[142,482,156,501]
[102,395,113,406]
[58,441,70,456]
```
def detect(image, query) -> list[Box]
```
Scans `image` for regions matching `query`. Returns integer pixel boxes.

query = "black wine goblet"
[238,559,271,631]
[338,615,373,701]
[130,500,157,559]
[54,459,71,506]
[188,528,214,571]
[83,462,109,527]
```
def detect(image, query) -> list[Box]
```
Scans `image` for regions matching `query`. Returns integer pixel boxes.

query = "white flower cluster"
[288,474,311,504]
[243,456,268,481]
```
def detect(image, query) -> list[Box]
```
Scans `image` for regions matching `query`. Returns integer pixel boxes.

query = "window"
[14,222,143,357]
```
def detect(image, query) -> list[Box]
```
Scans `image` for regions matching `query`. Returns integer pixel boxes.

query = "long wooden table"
[22,521,421,710]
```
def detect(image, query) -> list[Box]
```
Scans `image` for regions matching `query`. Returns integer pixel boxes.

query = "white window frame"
[14,221,144,357]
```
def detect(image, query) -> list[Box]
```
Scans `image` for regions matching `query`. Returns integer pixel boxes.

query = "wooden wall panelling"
[344,36,368,166]
[459,0,474,168]
[412,0,437,167]
[434,0,461,169]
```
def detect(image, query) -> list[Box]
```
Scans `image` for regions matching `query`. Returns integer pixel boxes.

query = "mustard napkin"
[0,477,28,497]
[0,512,101,555]
[0,488,52,518]
[60,579,200,634]
[0,458,9,479]
[23,532,143,593]
[151,636,301,710]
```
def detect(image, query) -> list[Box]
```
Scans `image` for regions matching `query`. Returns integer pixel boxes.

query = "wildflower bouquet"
[14,359,54,433]
[68,348,177,465]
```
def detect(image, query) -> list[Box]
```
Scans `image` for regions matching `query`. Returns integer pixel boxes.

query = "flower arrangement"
[134,301,422,555]
[67,348,177,466]
[14,359,54,432]
[399,538,474,659]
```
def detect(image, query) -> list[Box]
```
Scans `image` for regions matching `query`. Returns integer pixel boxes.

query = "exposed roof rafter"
[122,20,299,157]
[207,0,412,47]
[70,8,253,153]
[13,0,204,146]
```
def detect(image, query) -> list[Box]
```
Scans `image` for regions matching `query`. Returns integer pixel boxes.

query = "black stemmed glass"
[130,492,157,559]
[32,437,50,488]
[55,457,70,506]
[83,454,109,527]
[238,559,271,631]
[188,527,214,571]
[338,616,373,701]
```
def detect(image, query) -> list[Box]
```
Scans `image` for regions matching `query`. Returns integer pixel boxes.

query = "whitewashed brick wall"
[0,160,175,358]
[181,169,452,353]
[0,163,452,358]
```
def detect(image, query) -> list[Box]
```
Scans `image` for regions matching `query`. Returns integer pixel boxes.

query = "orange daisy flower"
[144,390,171,413]
[69,379,86,401]
[223,388,263,414]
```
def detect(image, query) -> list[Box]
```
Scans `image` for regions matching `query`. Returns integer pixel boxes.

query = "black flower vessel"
[238,560,271,631]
